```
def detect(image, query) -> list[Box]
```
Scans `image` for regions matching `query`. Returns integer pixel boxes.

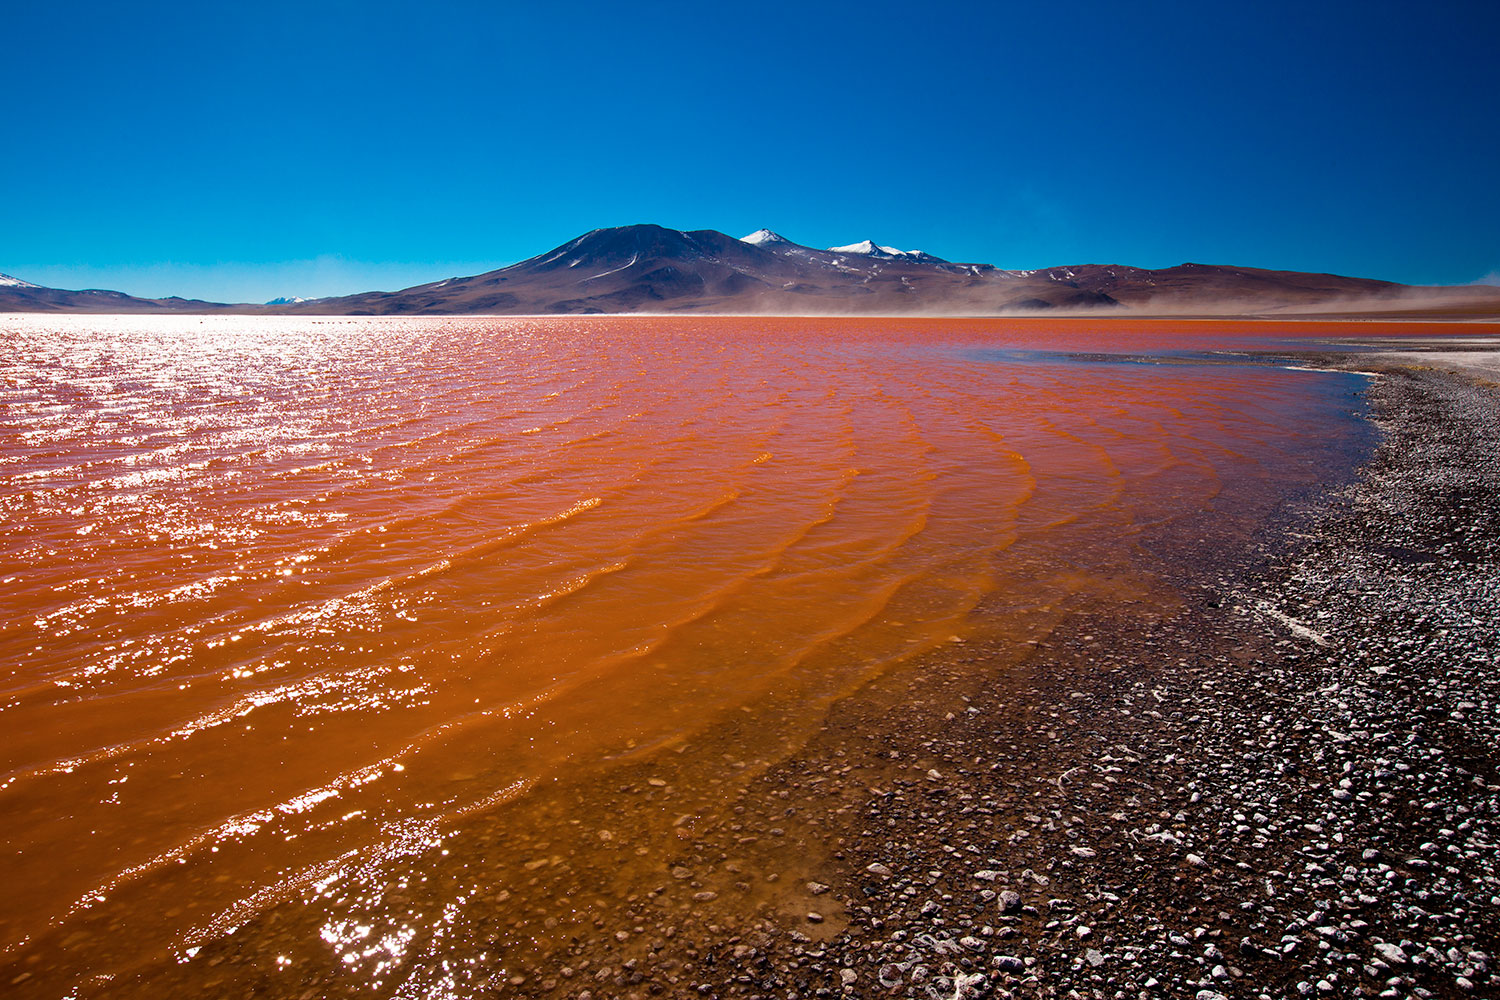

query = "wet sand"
[4,325,1498,998]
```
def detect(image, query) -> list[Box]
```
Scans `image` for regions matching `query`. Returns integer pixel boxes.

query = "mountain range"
[4,225,1498,318]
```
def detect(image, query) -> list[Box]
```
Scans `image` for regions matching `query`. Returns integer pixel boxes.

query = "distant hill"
[0,272,233,314]
[4,232,1499,317]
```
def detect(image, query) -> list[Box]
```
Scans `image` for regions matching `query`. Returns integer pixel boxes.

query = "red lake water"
[0,315,1473,995]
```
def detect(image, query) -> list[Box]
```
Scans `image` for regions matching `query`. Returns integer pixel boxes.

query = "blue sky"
[3,0,1497,302]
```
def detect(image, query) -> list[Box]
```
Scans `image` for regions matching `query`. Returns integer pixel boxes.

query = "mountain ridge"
[4,225,1498,318]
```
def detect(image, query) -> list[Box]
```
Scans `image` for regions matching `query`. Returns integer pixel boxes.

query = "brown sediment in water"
[1,317,1496,998]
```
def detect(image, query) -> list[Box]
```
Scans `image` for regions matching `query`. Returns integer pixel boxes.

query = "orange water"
[0,314,1441,990]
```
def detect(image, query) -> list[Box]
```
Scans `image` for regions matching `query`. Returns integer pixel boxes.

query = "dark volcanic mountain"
[4,229,1498,317]
[295,226,1118,316]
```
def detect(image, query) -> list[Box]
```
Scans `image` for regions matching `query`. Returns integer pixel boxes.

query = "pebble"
[1375,942,1409,966]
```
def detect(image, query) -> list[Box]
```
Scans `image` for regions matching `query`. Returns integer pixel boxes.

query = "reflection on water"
[0,315,1377,994]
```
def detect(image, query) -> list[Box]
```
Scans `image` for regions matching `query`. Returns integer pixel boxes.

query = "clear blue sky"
[4,0,1497,302]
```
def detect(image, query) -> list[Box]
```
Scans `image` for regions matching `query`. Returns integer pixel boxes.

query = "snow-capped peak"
[265,296,309,305]
[741,229,792,246]
[827,239,926,258]
[0,273,39,288]
[828,239,885,256]
[827,240,946,263]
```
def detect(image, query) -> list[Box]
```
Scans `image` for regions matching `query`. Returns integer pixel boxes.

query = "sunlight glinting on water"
[0,314,1367,991]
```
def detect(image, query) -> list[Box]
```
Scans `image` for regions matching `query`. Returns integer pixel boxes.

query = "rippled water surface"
[0,315,1395,993]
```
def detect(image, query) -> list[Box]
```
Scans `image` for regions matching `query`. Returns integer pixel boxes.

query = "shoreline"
[551,352,1499,1000]
[770,354,1499,1000]
[767,354,1498,1000]
[10,349,1497,999]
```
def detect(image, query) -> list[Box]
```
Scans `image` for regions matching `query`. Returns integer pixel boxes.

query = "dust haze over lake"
[0,314,1474,996]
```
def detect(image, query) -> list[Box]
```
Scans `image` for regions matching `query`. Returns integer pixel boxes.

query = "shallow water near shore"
[0,315,1408,994]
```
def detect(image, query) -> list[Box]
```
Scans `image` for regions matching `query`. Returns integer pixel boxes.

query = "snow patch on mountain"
[0,273,39,288]
[586,253,640,282]
[265,296,309,305]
